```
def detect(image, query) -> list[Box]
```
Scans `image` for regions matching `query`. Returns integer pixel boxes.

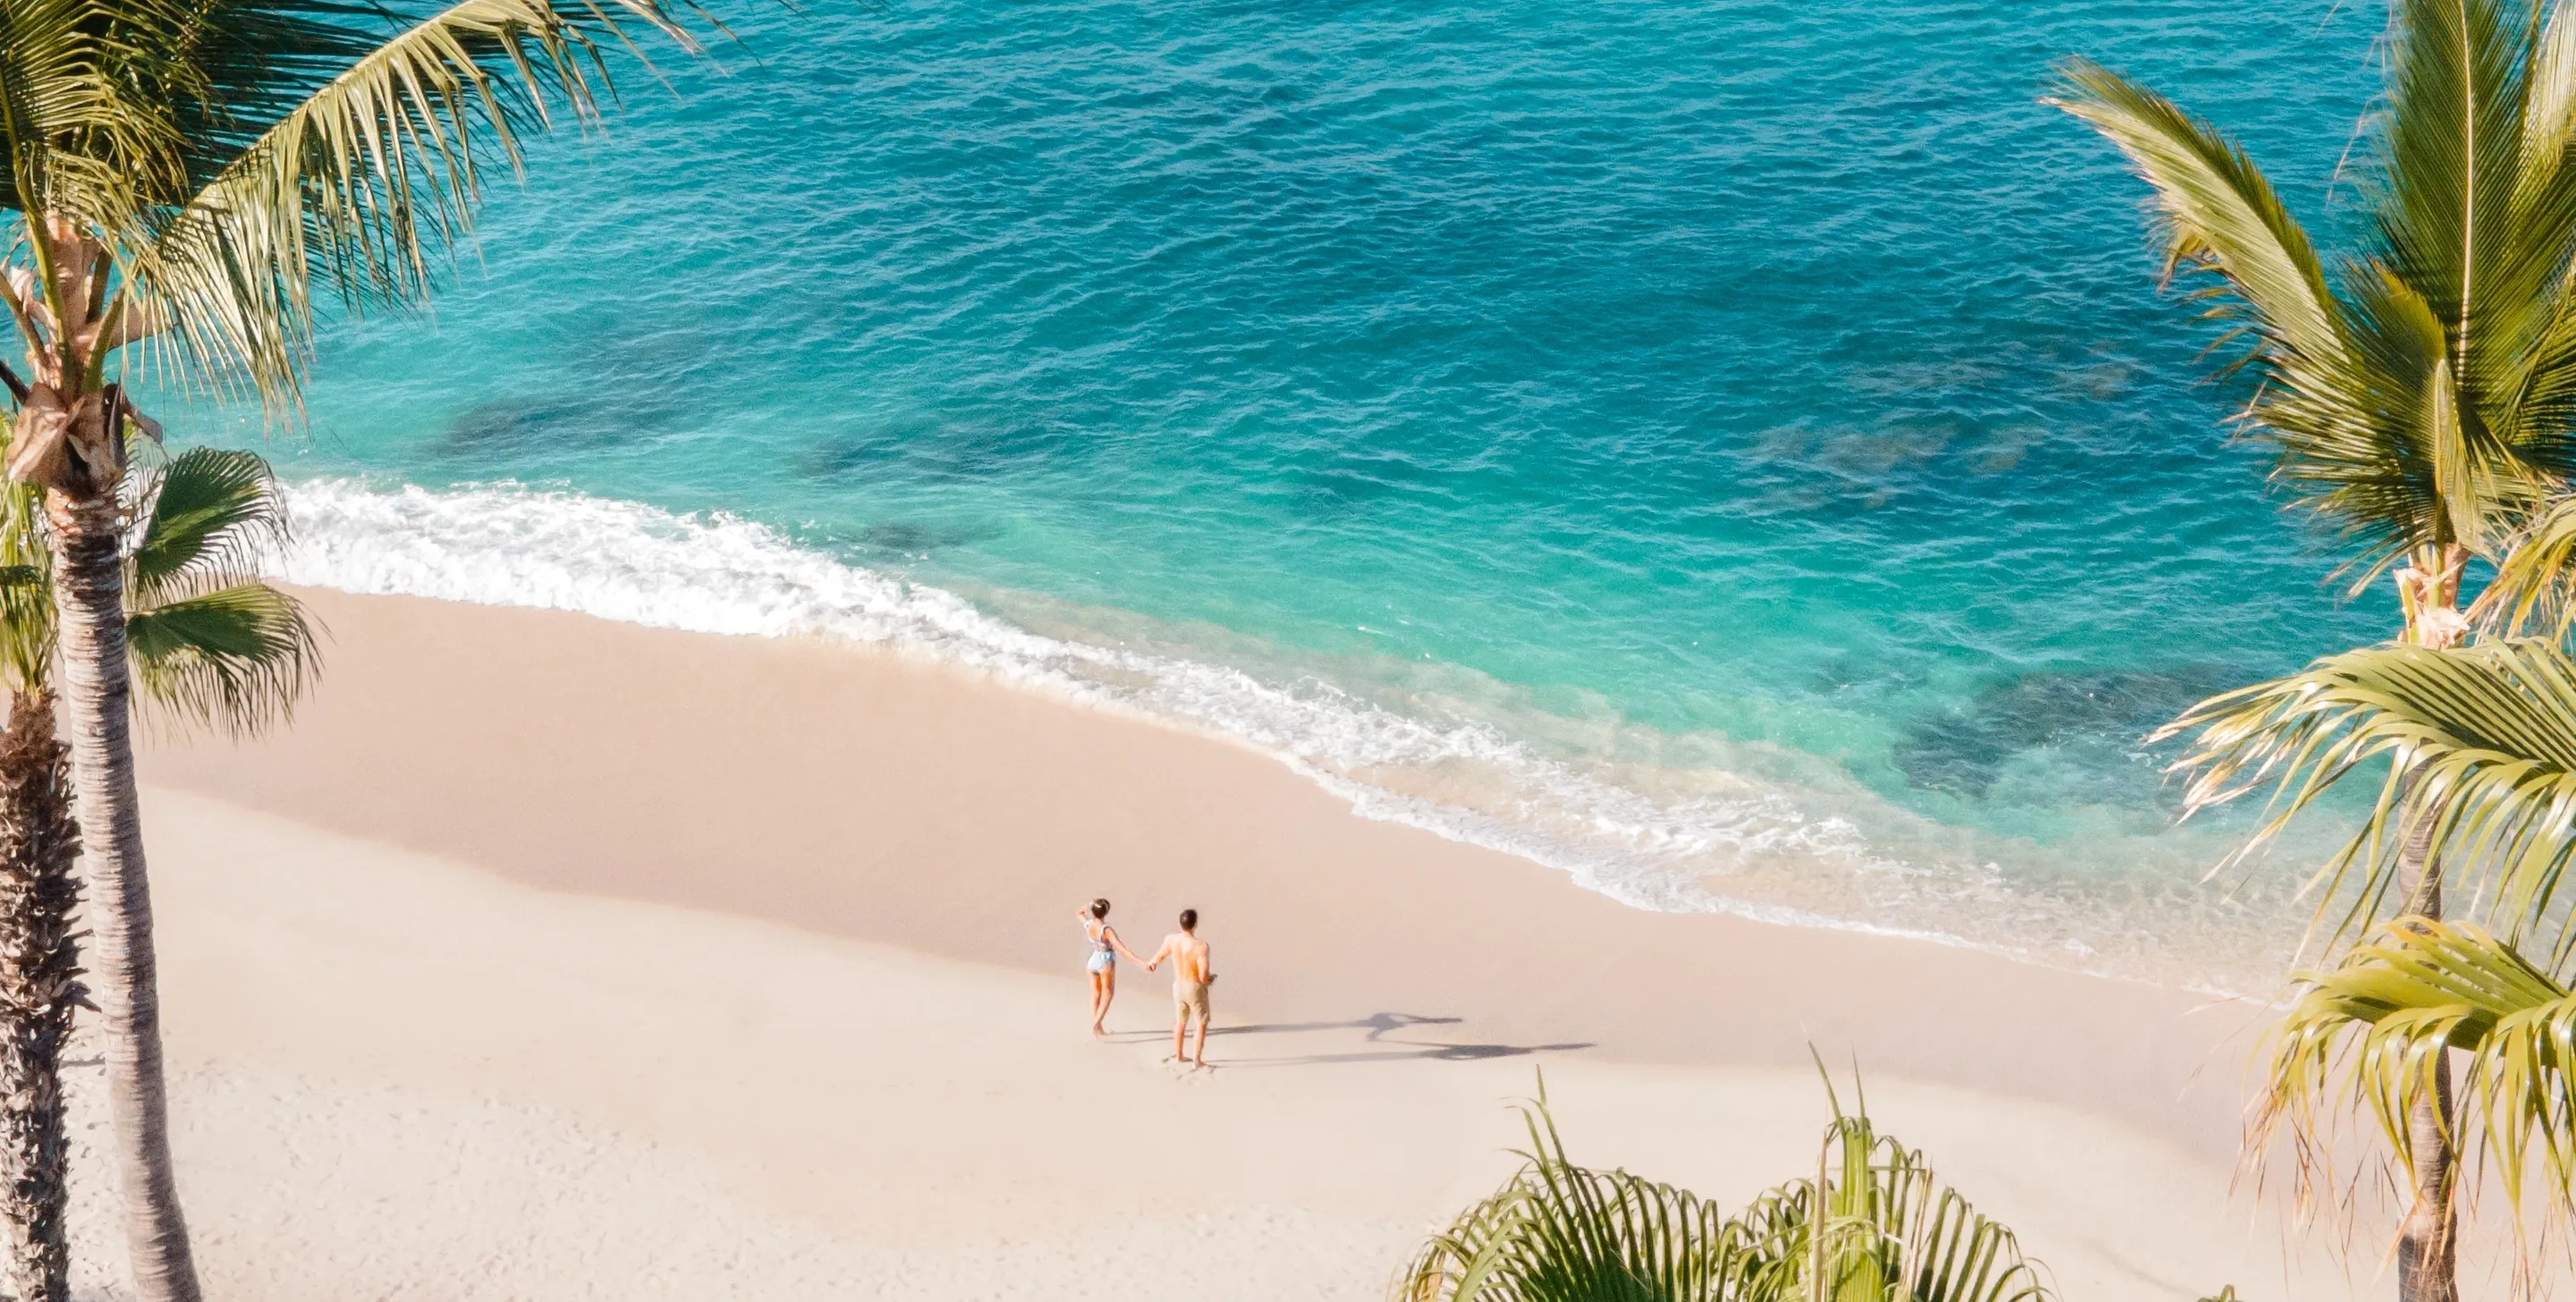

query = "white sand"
[64,590,2438,1298]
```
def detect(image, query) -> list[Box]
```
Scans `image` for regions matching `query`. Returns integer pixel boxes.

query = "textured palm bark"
[0,689,79,1302]
[2394,793,2457,1302]
[43,490,199,1302]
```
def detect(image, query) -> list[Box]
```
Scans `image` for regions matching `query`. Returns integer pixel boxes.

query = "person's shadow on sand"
[1153,1011,1592,1068]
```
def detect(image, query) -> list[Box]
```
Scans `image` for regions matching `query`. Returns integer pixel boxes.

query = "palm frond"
[2472,492,2576,637]
[2367,0,2532,410]
[2332,260,2547,561]
[0,480,52,693]
[1396,1082,2052,1302]
[2045,59,2345,370]
[123,0,713,410]
[2046,59,2556,576]
[2487,0,2576,453]
[0,0,205,232]
[127,444,289,596]
[152,0,419,193]
[0,440,326,734]
[123,579,317,736]
[2255,917,2576,1236]
[1740,1112,2052,1302]
[1398,1086,1751,1302]
[2156,639,2576,960]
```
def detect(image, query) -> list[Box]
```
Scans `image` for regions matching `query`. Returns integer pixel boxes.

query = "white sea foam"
[272,478,1896,931]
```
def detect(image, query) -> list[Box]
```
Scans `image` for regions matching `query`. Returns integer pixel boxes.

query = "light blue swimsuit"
[1086,919,1115,975]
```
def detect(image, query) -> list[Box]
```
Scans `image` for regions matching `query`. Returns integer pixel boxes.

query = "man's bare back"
[1160,932,1210,983]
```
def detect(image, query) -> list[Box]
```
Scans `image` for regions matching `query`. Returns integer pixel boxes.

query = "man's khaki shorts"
[1174,979,1211,1023]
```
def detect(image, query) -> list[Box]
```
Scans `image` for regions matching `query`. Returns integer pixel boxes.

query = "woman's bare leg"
[1090,968,1115,1036]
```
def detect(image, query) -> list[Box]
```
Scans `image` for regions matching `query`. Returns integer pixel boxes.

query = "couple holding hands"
[1078,899,1216,1070]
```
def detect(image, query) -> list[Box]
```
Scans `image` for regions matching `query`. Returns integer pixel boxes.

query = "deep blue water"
[192,0,2402,983]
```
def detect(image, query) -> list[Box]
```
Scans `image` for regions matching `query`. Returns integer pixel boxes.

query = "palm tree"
[0,444,311,1302]
[1396,1078,2055,1302]
[2049,1,2576,1293]
[0,684,77,1302]
[0,0,724,1297]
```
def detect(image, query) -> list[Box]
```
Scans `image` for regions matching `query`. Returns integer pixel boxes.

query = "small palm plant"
[1396,1077,2053,1302]
[0,443,312,1302]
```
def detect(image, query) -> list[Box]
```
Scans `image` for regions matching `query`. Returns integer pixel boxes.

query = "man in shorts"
[1146,909,1216,1069]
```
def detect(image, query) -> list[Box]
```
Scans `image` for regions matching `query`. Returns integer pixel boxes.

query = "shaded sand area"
[76,588,2390,1298]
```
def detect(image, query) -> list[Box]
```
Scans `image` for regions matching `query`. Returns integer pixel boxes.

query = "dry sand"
[67,588,2411,1298]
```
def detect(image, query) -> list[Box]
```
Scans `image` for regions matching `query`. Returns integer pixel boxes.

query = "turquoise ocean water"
[192,0,2400,988]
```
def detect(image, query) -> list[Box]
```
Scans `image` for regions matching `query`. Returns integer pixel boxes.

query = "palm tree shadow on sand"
[1104,1011,1592,1069]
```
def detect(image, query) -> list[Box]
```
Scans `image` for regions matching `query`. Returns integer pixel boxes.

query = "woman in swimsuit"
[1077,898,1150,1037]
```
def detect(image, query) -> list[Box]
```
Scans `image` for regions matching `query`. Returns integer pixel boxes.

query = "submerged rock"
[1890,665,2241,799]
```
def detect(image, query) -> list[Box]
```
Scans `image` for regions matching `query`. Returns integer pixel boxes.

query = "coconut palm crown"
[2050,0,2576,645]
[0,0,723,1298]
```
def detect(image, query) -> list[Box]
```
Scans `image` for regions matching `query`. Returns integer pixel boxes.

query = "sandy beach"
[66,587,2394,1299]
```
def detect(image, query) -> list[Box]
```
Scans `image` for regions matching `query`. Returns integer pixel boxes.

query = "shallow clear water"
[180,0,2402,988]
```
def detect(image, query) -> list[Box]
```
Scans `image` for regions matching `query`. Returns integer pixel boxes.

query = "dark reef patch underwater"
[1889,666,2245,800]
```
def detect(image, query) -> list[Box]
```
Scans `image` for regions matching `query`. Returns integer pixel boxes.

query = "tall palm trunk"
[2395,782,2457,1302]
[0,689,79,1302]
[44,488,198,1302]
[2390,558,2462,1302]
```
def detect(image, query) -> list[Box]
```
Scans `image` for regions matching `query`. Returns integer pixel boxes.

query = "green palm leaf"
[123,579,314,735]
[2066,5,2576,1292]
[0,482,50,691]
[123,0,714,408]
[1736,1112,2050,1302]
[0,0,203,229]
[1400,1087,1751,1302]
[1397,1083,2052,1302]
[0,441,316,731]
[2368,0,2528,399]
[0,1,730,1293]
[2486,0,2576,437]
[2157,639,2576,960]
[2257,917,2576,1227]
[2043,59,2346,374]
[2470,493,2576,637]
[129,444,288,592]
[2045,56,2563,581]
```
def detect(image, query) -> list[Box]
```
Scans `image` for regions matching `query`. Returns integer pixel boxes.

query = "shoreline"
[267,478,2295,994]
[111,586,2385,1298]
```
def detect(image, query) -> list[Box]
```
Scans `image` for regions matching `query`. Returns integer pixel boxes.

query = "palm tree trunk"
[2395,787,2457,1302]
[44,489,199,1302]
[0,689,79,1302]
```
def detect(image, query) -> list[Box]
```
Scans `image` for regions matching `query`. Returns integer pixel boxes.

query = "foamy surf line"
[264,478,2169,984]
